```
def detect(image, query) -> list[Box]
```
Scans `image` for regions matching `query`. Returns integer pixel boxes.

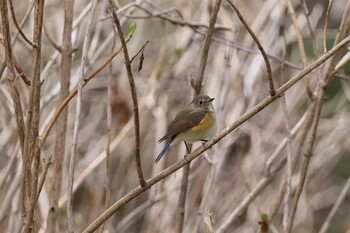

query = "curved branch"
[226,0,275,96]
[8,0,35,47]
[108,0,147,187]
[40,37,132,146]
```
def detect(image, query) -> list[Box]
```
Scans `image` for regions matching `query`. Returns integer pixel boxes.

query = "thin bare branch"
[67,0,99,232]
[116,3,230,31]
[13,57,31,86]
[8,0,35,47]
[279,27,293,231]
[108,0,147,187]
[10,84,26,153]
[176,159,190,233]
[286,85,323,233]
[193,0,222,95]
[47,0,74,231]
[22,138,41,233]
[98,37,116,233]
[43,19,62,52]
[300,0,320,56]
[285,0,313,98]
[226,0,275,96]
[0,3,15,76]
[324,0,333,53]
[36,155,53,204]
[318,177,350,233]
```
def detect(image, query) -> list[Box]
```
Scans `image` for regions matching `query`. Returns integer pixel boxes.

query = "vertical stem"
[176,161,191,233]
[108,0,147,187]
[194,0,222,95]
[323,0,334,53]
[182,0,222,231]
[47,1,74,232]
[67,0,98,232]
[20,0,44,225]
[99,33,115,233]
[280,29,293,231]
[285,0,313,98]
[22,138,41,233]
[0,0,26,155]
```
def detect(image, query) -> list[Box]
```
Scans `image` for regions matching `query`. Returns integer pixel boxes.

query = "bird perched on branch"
[155,95,217,163]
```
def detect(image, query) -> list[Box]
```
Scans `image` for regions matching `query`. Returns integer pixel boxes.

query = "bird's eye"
[198,100,203,105]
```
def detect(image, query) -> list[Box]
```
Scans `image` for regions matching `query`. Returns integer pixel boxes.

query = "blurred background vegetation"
[1,0,350,232]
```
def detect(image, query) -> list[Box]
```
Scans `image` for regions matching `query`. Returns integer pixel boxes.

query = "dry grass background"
[1,0,350,232]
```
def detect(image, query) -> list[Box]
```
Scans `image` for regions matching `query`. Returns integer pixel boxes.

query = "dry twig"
[324,0,333,53]
[67,0,99,232]
[226,0,275,96]
[285,0,313,98]
[8,0,35,47]
[47,0,74,231]
[109,0,147,187]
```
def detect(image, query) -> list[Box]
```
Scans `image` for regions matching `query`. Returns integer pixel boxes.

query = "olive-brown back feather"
[158,109,206,143]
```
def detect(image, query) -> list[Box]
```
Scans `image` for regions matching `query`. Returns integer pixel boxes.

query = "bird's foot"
[201,139,212,150]
[184,154,189,162]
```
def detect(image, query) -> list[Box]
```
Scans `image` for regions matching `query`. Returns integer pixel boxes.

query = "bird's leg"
[184,142,190,161]
[200,139,208,145]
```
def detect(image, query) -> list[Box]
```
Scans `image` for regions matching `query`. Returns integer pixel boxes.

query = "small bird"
[155,95,217,163]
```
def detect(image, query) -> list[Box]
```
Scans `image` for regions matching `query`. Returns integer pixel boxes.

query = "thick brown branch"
[47,0,74,231]
[22,0,45,230]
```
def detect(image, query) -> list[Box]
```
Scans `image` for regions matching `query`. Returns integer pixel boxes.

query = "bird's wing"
[158,109,206,142]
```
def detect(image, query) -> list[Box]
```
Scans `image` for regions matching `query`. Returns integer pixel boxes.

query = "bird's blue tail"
[155,135,176,163]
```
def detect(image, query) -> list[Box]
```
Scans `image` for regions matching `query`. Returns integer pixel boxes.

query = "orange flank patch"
[191,114,212,132]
